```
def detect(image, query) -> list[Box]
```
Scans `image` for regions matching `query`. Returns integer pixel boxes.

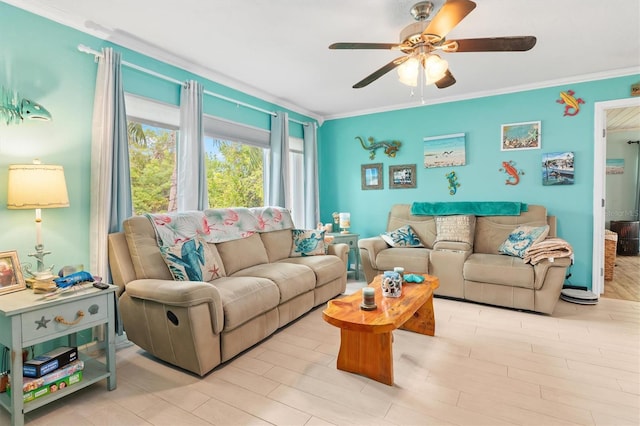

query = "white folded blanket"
[524,237,573,265]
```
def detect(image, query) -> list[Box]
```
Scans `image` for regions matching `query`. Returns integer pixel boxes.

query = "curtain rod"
[77,44,307,126]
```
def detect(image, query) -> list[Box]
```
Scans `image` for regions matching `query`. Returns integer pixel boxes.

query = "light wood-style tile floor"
[3,284,639,426]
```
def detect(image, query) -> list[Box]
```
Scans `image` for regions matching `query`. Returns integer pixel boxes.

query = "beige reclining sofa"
[108,207,348,376]
[358,203,572,314]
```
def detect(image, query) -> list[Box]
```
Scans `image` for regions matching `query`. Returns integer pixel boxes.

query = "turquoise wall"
[0,2,313,272]
[318,75,639,289]
[1,2,637,290]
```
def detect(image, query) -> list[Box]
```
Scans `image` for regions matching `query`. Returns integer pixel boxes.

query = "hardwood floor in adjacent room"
[6,292,638,426]
[603,254,640,302]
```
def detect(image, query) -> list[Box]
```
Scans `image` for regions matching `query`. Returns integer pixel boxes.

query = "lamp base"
[340,229,350,234]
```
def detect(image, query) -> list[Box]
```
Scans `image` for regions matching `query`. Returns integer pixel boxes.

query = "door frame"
[592,97,640,295]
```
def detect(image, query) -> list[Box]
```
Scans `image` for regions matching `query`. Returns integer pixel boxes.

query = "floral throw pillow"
[499,225,550,258]
[290,229,326,257]
[160,237,224,281]
[381,225,424,248]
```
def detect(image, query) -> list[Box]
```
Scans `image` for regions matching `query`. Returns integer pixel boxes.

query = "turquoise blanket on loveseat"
[411,201,528,216]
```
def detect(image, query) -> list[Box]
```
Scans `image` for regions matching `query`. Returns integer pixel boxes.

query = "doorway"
[592,97,640,297]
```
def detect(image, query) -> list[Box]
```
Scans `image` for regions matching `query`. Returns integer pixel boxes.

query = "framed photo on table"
[0,250,26,295]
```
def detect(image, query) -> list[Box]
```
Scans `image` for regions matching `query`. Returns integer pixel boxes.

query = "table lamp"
[339,212,351,234]
[7,160,69,278]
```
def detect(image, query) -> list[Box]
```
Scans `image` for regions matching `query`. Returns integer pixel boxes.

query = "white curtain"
[303,122,319,228]
[267,111,290,208]
[177,80,208,211]
[89,47,132,281]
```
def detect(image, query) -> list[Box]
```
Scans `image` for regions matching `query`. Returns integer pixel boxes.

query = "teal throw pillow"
[498,225,549,258]
[160,237,224,281]
[291,229,326,257]
[381,225,424,248]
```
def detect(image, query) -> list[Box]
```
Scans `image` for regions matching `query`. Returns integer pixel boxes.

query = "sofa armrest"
[358,236,388,269]
[125,279,224,334]
[327,243,349,267]
[533,257,572,290]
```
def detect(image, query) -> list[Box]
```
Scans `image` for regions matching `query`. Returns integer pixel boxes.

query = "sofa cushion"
[160,237,225,282]
[260,229,294,262]
[124,216,173,281]
[232,263,315,303]
[387,217,436,249]
[435,215,476,245]
[376,247,430,274]
[498,225,549,258]
[464,253,533,289]
[212,276,280,331]
[474,205,548,254]
[290,229,326,257]
[279,255,345,287]
[381,225,424,248]
[216,233,269,275]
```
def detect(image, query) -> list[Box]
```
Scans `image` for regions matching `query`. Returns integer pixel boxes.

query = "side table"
[0,283,118,426]
[328,232,360,280]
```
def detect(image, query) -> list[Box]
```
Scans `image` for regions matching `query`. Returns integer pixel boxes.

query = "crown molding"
[324,67,640,121]
[4,0,324,124]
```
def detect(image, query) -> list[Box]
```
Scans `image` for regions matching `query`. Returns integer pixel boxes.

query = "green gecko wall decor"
[356,136,402,160]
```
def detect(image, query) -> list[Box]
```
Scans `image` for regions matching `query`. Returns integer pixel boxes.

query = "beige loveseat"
[358,204,572,314]
[108,207,348,376]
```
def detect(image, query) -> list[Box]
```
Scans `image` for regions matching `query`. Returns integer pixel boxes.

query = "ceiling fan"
[329,0,537,89]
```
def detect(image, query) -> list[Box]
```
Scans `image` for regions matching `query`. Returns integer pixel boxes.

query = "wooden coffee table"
[322,274,439,385]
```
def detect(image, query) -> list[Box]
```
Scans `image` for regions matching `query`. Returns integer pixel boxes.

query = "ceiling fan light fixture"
[424,54,448,85]
[397,56,420,87]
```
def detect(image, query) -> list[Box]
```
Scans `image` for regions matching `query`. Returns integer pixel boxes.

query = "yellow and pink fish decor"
[556,89,585,116]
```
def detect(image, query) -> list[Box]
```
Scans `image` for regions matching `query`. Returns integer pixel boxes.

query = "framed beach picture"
[606,159,624,174]
[0,250,26,295]
[361,163,383,190]
[542,151,574,185]
[423,133,466,168]
[501,121,541,151]
[389,164,416,189]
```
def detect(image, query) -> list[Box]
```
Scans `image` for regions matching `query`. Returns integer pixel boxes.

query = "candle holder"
[360,286,377,310]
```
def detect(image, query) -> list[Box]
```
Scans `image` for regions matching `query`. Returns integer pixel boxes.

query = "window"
[204,137,264,208]
[125,94,306,219]
[128,120,178,214]
[125,94,180,214]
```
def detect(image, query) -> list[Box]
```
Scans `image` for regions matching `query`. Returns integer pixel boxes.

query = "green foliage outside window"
[128,122,263,214]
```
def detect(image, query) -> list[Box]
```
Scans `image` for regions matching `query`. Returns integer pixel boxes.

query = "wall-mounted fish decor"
[356,136,401,160]
[0,86,51,125]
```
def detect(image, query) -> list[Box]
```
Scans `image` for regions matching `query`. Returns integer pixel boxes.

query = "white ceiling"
[7,0,640,122]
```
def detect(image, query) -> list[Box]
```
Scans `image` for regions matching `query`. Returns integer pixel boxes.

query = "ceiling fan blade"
[423,0,477,40]
[329,42,400,50]
[435,70,456,89]
[353,56,410,89]
[452,36,537,52]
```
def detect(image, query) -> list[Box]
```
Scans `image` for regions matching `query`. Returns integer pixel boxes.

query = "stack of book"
[7,347,84,403]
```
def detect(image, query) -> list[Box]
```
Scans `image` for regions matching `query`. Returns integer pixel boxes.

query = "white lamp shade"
[424,54,448,85]
[397,57,420,87]
[339,212,351,228]
[7,164,70,209]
